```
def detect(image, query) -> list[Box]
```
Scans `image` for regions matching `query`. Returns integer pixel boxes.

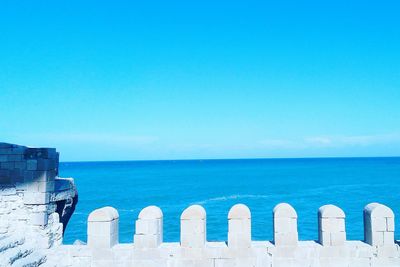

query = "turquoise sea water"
[61,157,400,244]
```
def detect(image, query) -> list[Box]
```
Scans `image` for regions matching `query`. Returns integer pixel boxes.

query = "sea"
[60,157,400,244]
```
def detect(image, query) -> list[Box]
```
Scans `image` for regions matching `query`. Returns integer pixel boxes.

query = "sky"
[1,0,400,161]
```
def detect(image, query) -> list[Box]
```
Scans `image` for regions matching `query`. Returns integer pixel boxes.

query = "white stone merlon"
[364,202,395,246]
[181,204,207,248]
[87,206,119,249]
[228,204,251,248]
[318,204,346,246]
[273,203,298,246]
[134,205,163,248]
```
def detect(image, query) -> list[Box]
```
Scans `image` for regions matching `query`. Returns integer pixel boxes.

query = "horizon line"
[60,155,400,164]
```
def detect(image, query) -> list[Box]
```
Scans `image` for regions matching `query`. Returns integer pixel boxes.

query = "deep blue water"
[61,157,400,244]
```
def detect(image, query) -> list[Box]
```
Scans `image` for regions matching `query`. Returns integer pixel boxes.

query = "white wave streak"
[194,194,270,205]
[118,209,136,212]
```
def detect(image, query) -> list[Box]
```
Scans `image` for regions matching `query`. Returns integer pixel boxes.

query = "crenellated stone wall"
[2,142,400,267]
[45,203,400,267]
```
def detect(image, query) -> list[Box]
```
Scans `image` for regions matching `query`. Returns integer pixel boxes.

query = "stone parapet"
[44,203,400,267]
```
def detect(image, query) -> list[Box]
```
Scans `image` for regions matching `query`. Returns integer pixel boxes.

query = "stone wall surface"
[1,142,400,267]
[0,143,77,266]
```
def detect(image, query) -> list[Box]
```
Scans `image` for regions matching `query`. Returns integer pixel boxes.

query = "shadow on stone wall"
[0,142,78,233]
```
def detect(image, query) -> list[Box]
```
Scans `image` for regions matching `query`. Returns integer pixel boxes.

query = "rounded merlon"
[88,207,119,222]
[364,203,394,218]
[228,204,251,219]
[181,205,206,220]
[138,206,163,219]
[318,204,345,218]
[273,203,297,218]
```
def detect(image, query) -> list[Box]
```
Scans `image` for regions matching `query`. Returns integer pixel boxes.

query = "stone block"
[1,162,14,169]
[274,217,297,233]
[24,148,57,159]
[274,232,298,246]
[181,233,206,248]
[7,154,23,161]
[113,244,133,262]
[27,158,57,171]
[386,217,395,232]
[320,218,345,232]
[88,221,118,236]
[134,234,162,249]
[383,231,394,245]
[24,170,56,182]
[30,212,49,226]
[0,155,8,162]
[319,231,331,246]
[27,160,38,170]
[136,219,162,235]
[38,181,55,192]
[88,233,119,249]
[330,231,346,246]
[92,247,114,261]
[227,233,251,248]
[371,217,388,232]
[370,232,384,246]
[228,219,251,233]
[24,181,55,193]
[23,192,50,204]
[14,161,27,170]
[376,245,399,258]
[181,220,206,234]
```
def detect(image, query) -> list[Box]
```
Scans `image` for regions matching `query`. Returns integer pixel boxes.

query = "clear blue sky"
[1,1,399,161]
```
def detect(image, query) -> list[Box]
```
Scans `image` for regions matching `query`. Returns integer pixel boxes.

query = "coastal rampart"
[47,203,400,267]
[1,142,400,267]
